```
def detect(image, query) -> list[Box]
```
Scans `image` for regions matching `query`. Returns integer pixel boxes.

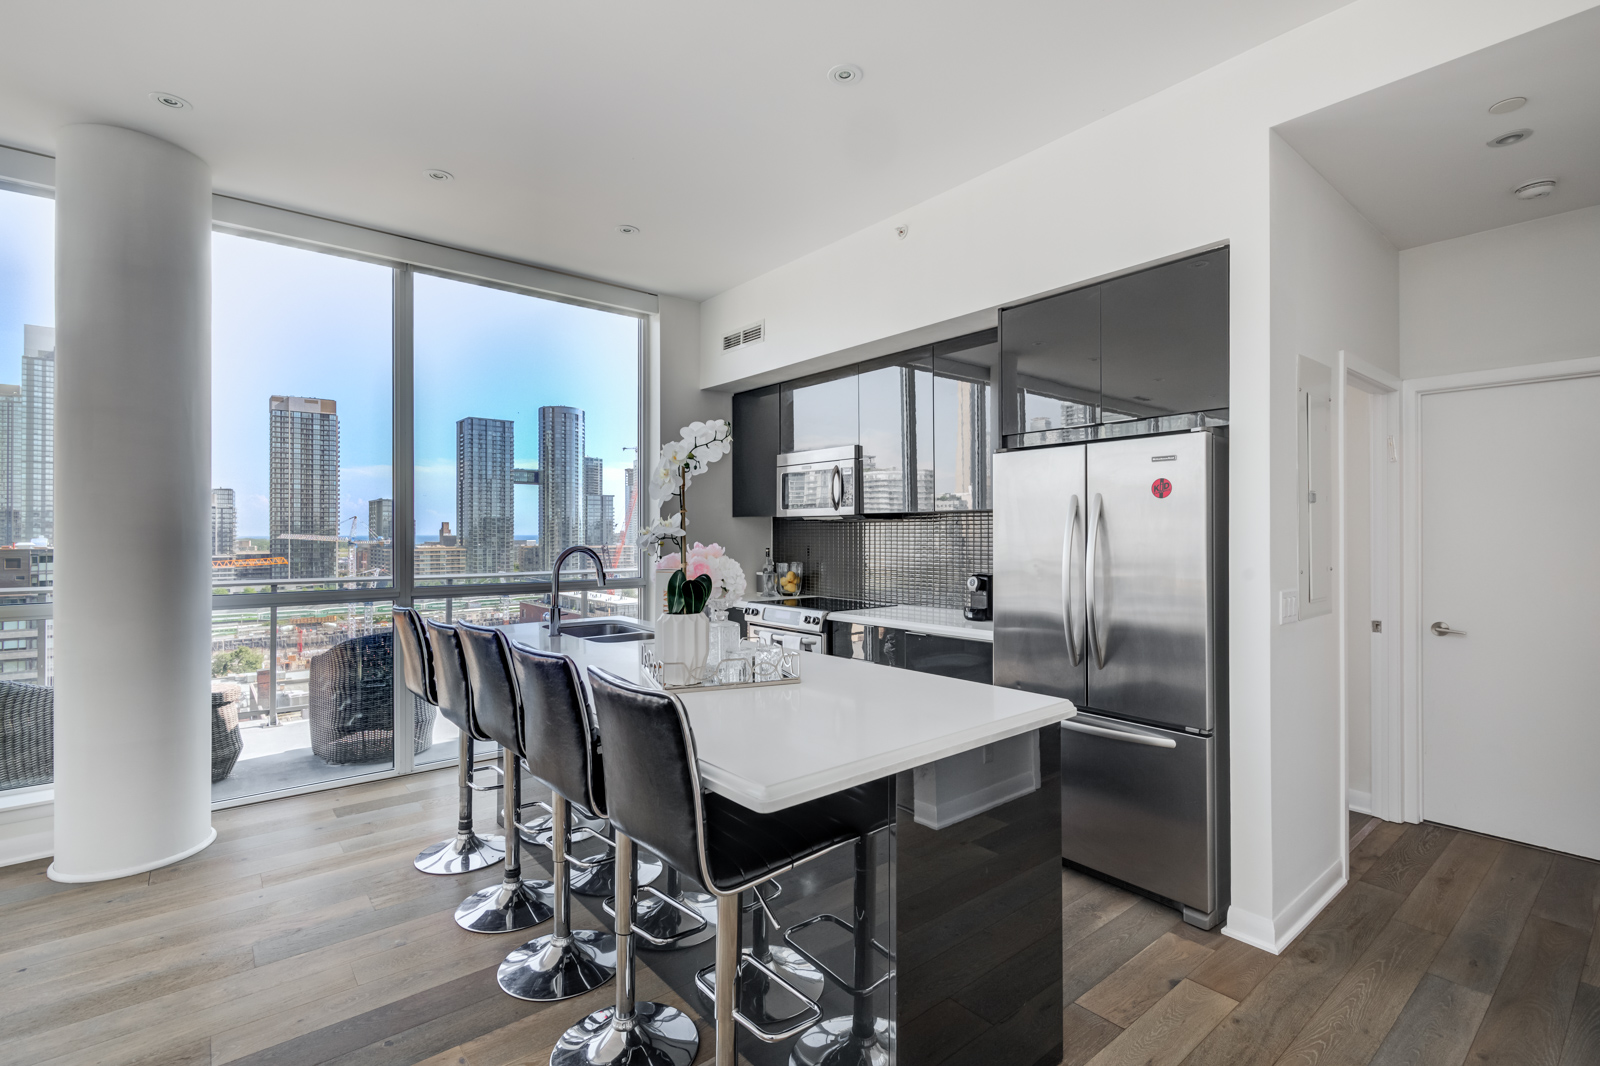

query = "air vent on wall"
[723,321,765,351]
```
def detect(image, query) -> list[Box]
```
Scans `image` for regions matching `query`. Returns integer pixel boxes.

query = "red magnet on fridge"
[1151,478,1172,498]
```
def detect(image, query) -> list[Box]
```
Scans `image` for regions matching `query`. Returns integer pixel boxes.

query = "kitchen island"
[500,620,1075,1066]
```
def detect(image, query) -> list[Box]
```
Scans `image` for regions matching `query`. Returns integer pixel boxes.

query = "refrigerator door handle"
[1061,718,1177,749]
[1086,492,1108,669]
[1064,494,1083,665]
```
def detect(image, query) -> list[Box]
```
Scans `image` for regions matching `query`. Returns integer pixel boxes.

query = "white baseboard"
[1223,856,1346,955]
[0,789,54,868]
[1347,790,1373,815]
[1222,905,1278,952]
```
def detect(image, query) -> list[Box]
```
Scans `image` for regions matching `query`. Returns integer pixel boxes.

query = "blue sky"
[0,189,640,542]
[0,189,54,384]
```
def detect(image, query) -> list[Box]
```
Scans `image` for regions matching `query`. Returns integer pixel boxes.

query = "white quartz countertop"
[827,604,994,643]
[499,620,1070,813]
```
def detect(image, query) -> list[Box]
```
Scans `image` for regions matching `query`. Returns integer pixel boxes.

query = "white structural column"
[50,125,215,881]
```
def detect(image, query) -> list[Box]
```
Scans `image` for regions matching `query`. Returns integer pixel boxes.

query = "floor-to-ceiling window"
[410,272,644,765]
[210,234,396,801]
[0,185,57,797]
[0,174,648,805]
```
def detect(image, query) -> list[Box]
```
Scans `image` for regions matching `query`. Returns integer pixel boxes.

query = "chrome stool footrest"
[694,952,825,1043]
[783,914,892,996]
[603,884,710,947]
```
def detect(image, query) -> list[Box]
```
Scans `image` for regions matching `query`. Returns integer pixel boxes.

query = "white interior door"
[1420,373,1600,859]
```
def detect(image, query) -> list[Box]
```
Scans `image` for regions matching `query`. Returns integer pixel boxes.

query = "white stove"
[731,596,891,653]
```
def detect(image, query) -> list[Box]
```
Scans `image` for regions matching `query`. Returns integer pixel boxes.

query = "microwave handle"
[831,465,843,510]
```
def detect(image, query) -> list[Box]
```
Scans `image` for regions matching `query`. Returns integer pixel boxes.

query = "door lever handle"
[1430,621,1466,636]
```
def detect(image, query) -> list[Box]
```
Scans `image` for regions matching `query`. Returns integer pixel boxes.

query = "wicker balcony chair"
[211,684,244,782]
[0,680,53,792]
[309,631,436,765]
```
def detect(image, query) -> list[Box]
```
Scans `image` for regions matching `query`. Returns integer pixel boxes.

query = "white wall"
[686,0,1565,950]
[1400,203,1600,379]
[1268,133,1398,938]
[649,296,771,613]
[1344,386,1373,808]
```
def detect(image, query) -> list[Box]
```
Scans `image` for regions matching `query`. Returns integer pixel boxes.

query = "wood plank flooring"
[2,773,1598,1066]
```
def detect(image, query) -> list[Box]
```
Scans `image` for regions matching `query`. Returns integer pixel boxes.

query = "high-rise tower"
[269,395,340,579]
[211,488,237,556]
[456,417,514,574]
[583,456,613,547]
[537,406,585,571]
[21,325,54,543]
[0,383,21,546]
[368,497,393,541]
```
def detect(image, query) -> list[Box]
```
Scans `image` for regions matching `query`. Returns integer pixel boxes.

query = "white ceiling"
[1277,6,1600,250]
[0,0,1354,299]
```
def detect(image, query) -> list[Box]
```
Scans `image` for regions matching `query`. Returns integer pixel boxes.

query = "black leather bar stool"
[584,667,891,1066]
[447,622,554,934]
[404,607,505,875]
[496,638,619,1001]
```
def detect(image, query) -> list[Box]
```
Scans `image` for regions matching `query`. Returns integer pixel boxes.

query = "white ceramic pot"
[656,612,710,686]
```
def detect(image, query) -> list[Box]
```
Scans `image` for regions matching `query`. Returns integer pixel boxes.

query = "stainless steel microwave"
[775,446,862,518]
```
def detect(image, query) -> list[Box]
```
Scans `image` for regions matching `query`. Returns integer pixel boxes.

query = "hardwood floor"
[2,774,1597,1066]
[1065,814,1600,1066]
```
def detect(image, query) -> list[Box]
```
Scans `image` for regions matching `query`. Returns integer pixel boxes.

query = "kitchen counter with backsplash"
[827,604,993,642]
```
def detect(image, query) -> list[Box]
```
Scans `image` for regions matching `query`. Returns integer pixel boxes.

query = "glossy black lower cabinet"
[829,622,994,684]
[614,729,1062,1065]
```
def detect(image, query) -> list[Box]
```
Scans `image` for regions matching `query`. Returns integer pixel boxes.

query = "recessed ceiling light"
[828,64,863,85]
[1488,97,1527,115]
[150,92,191,111]
[1513,179,1557,200]
[616,224,640,235]
[1486,129,1533,148]
[425,169,454,182]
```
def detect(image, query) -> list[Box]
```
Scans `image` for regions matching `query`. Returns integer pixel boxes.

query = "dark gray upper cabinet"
[1000,284,1100,439]
[858,348,933,513]
[999,246,1228,443]
[1100,247,1229,421]
[731,384,780,517]
[779,365,858,455]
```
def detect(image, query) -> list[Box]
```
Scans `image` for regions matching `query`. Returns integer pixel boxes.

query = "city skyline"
[1,193,642,553]
[208,232,639,539]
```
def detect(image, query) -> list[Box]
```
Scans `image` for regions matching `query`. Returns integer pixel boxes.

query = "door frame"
[1401,354,1600,826]
[1338,354,1403,830]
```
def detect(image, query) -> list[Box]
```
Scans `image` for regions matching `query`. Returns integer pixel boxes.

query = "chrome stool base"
[550,1001,699,1066]
[789,1016,893,1066]
[454,877,554,934]
[413,830,505,875]
[498,928,616,1001]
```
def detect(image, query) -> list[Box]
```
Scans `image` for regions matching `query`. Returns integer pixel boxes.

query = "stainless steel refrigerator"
[994,430,1227,928]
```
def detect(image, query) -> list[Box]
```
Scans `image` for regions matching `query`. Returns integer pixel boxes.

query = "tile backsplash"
[773,513,992,609]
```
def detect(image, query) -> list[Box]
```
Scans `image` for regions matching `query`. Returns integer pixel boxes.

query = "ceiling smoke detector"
[1488,97,1527,115]
[616,224,640,235]
[1513,180,1557,200]
[150,92,191,111]
[425,169,454,182]
[828,64,863,85]
[1486,129,1533,148]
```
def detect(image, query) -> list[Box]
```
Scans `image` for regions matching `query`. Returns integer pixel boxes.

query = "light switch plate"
[1279,590,1299,624]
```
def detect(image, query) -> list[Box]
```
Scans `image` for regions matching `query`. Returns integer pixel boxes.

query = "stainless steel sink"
[584,630,653,644]
[549,618,654,641]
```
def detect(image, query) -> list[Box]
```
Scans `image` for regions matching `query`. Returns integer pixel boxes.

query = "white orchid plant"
[639,419,740,614]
